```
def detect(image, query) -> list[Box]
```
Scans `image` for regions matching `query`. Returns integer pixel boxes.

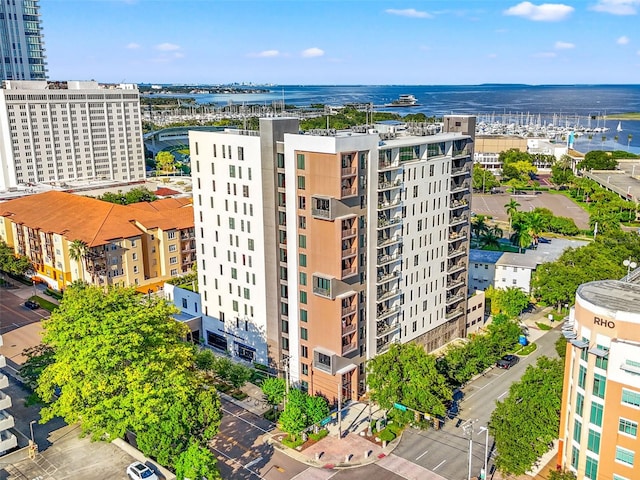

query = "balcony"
[378,160,400,171]
[378,179,402,191]
[377,252,401,266]
[0,374,7,389]
[378,198,402,210]
[342,226,357,239]
[342,266,358,279]
[377,235,401,248]
[377,216,403,229]
[0,392,11,411]
[447,247,465,259]
[376,320,400,338]
[377,288,400,302]
[448,231,468,243]
[0,355,4,368]
[446,292,465,306]
[453,148,471,158]
[341,186,358,198]
[0,411,14,432]
[342,166,357,177]
[342,304,357,318]
[446,308,464,320]
[377,305,401,320]
[451,165,470,176]
[341,245,357,259]
[312,206,332,220]
[450,199,469,210]
[376,270,399,284]
[180,231,195,240]
[342,321,357,336]
[448,262,466,275]
[451,182,470,194]
[0,431,17,453]
[449,214,468,227]
[313,285,332,299]
[342,342,358,355]
[377,337,399,354]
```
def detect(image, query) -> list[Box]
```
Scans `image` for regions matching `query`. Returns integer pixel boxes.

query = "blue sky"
[42,0,640,85]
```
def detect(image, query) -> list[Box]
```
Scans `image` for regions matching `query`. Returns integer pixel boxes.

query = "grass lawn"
[536,322,553,330]
[517,343,538,356]
[30,295,57,312]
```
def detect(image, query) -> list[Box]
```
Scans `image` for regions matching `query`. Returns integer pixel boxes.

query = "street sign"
[393,402,407,411]
[320,416,332,426]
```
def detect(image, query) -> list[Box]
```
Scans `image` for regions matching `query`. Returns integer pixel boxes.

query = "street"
[394,327,561,480]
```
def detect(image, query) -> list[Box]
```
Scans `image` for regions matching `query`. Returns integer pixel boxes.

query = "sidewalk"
[520,306,561,343]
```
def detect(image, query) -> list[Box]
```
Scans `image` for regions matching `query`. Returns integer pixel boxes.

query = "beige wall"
[474,136,527,153]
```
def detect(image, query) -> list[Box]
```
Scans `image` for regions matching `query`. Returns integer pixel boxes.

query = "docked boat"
[385,94,418,107]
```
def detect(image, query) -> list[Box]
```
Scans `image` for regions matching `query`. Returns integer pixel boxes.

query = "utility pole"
[478,426,489,480]
[337,373,342,438]
[462,419,479,480]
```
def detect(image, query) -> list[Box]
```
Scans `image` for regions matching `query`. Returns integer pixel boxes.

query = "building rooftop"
[496,252,540,269]
[469,249,504,264]
[577,280,640,323]
[0,191,193,247]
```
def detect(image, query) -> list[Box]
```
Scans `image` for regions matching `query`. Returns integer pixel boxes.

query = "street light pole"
[337,374,342,438]
[462,419,478,480]
[29,420,35,444]
[479,426,489,480]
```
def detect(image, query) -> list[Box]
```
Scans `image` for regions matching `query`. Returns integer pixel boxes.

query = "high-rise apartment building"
[0,334,17,454]
[190,116,474,401]
[0,0,46,81]
[558,280,640,480]
[0,80,145,191]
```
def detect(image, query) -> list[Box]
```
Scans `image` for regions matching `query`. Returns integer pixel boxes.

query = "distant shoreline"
[601,113,640,120]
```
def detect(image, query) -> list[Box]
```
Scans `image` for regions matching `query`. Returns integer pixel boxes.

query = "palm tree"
[69,239,88,283]
[471,215,489,239]
[510,219,533,253]
[526,212,545,245]
[504,199,520,237]
[479,225,503,249]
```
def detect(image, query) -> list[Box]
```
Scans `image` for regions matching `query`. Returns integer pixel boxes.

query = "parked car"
[24,300,40,310]
[538,237,552,244]
[126,462,158,480]
[496,354,519,369]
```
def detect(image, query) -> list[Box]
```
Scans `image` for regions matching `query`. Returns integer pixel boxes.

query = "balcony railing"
[0,391,11,411]
[313,286,332,298]
[448,231,468,242]
[378,179,402,191]
[451,182,471,194]
[451,165,470,176]
[446,308,464,320]
[377,252,401,266]
[342,227,357,239]
[448,247,465,259]
[378,198,402,210]
[342,342,358,355]
[341,186,358,198]
[450,199,469,210]
[378,160,400,171]
[312,207,332,219]
[377,288,400,302]
[449,214,468,226]
[342,266,358,279]
[342,166,357,176]
[377,338,399,354]
[453,148,471,158]
[376,320,400,338]
[341,245,357,259]
[446,293,465,306]
[342,304,357,317]
[377,235,400,248]
[447,278,466,290]
[448,262,466,275]
[377,270,399,284]
[0,431,17,453]
[377,305,401,320]
[377,216,403,229]
[0,411,14,432]
[342,322,357,336]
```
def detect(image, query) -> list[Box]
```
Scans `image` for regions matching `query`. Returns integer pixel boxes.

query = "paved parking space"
[472,192,590,229]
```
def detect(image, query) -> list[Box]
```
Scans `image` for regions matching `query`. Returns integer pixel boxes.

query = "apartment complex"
[0,334,17,454]
[0,80,145,191]
[190,116,474,401]
[0,0,46,81]
[558,280,640,480]
[0,191,195,290]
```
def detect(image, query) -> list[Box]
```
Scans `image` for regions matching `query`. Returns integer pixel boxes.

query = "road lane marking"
[415,449,429,460]
[497,391,508,400]
[210,446,262,479]
[433,459,447,470]
[245,456,263,468]
[222,407,273,434]
[464,370,508,401]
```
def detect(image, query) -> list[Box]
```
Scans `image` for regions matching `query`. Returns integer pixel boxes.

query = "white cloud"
[156,43,181,52]
[504,2,574,21]
[591,0,640,15]
[385,8,433,18]
[532,51,557,58]
[301,47,325,58]
[617,35,631,44]
[126,42,141,50]
[555,41,575,49]
[249,50,281,58]
[487,53,498,58]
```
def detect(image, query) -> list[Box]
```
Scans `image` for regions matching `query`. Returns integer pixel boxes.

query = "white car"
[126,461,159,480]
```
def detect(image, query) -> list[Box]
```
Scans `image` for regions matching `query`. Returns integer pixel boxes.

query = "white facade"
[494,252,539,293]
[0,334,17,454]
[0,0,46,81]
[0,81,145,191]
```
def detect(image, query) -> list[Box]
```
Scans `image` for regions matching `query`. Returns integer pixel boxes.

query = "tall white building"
[190,116,474,402]
[0,0,47,81]
[0,80,145,191]
[0,334,17,454]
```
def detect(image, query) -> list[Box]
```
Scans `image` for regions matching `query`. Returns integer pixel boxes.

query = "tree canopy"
[486,286,530,318]
[472,164,499,193]
[577,150,618,171]
[367,343,451,417]
[96,187,158,205]
[36,284,221,477]
[156,151,177,172]
[490,357,564,476]
[0,240,32,276]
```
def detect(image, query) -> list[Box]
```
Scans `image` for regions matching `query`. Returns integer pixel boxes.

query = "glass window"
[300,291,307,304]
[299,234,306,248]
[276,153,285,168]
[573,419,582,442]
[571,446,579,469]
[299,272,307,286]
[622,389,640,407]
[590,402,603,426]
[593,373,606,399]
[300,309,307,322]
[299,254,307,267]
[578,365,587,389]
[301,327,308,340]
[297,154,305,169]
[615,447,635,466]
[585,457,598,480]
[576,392,584,417]
[587,429,600,454]
[613,475,630,480]
[619,418,638,437]
[297,175,305,190]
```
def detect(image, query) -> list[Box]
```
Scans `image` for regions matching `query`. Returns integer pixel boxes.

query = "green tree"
[510,215,533,252]
[547,469,576,480]
[550,155,574,186]
[367,343,451,417]
[36,284,222,474]
[279,388,308,439]
[175,442,220,480]
[471,215,489,238]
[0,241,31,276]
[504,199,520,236]
[479,225,503,249]
[68,239,88,283]
[305,395,330,425]
[577,150,617,171]
[490,357,564,476]
[227,363,252,389]
[19,344,55,390]
[492,286,530,318]
[156,151,177,172]
[555,336,568,360]
[472,164,499,193]
[261,377,286,409]
[194,349,217,372]
[124,187,157,204]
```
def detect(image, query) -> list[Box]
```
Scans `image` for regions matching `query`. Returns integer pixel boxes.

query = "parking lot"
[472,191,590,230]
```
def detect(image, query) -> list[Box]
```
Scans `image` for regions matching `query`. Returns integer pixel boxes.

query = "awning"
[563,331,577,339]
[588,347,609,358]
[569,339,589,349]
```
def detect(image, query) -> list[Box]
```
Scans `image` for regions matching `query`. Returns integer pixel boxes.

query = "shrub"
[309,429,329,441]
[536,322,553,330]
[378,429,396,442]
[231,390,248,401]
[263,408,280,422]
[282,435,305,449]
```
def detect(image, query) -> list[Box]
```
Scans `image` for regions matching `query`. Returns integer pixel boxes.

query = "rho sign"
[594,317,615,329]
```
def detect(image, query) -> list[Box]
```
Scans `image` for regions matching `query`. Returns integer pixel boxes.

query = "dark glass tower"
[0,0,46,80]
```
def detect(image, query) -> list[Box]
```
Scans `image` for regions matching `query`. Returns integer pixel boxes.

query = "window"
[313,275,331,297]
[573,419,582,442]
[229,165,236,177]
[593,373,606,399]
[168,231,176,240]
[300,272,307,285]
[299,234,306,248]
[297,154,305,169]
[182,298,188,308]
[571,446,579,469]
[301,327,308,340]
[585,457,598,479]
[238,146,244,160]
[301,345,308,358]
[277,153,285,168]
[619,418,638,437]
[576,392,584,417]
[615,446,635,466]
[587,429,600,454]
[229,218,235,229]
[578,365,587,389]
[232,300,239,312]
[297,175,305,190]
[300,309,308,322]
[299,254,307,267]
[169,256,177,265]
[622,389,640,407]
[169,244,177,252]
[590,402,603,426]
[299,216,306,229]
[300,291,307,304]
[301,363,308,375]
[298,195,306,210]
[248,239,254,251]
[244,288,250,300]
[613,475,631,480]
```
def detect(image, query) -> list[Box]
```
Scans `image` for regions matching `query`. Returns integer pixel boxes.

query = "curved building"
[558,280,640,479]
